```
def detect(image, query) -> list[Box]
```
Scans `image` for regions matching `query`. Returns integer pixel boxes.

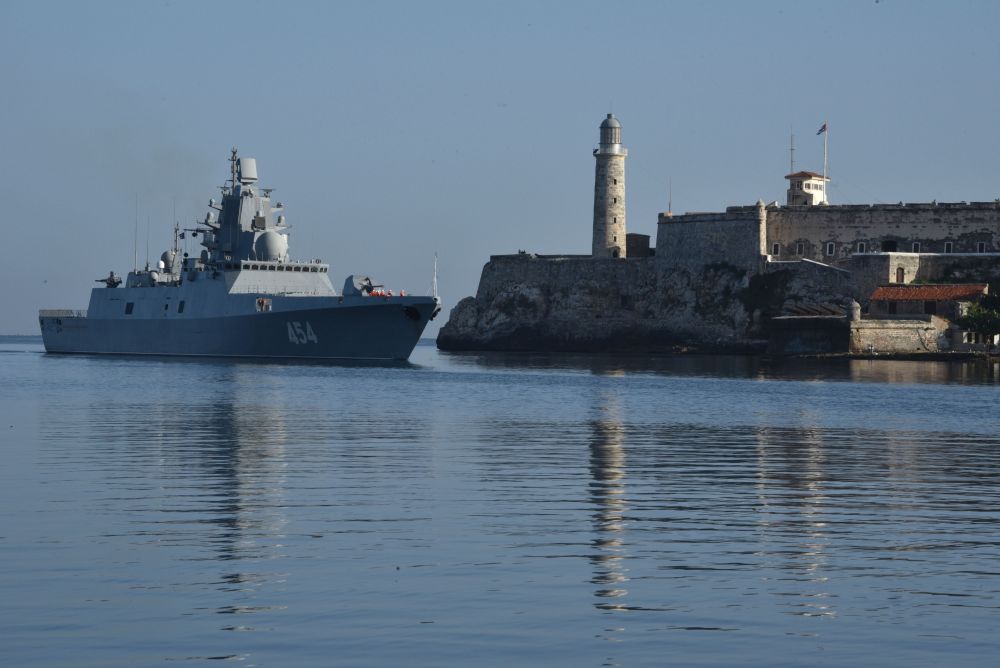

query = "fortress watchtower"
[592,114,628,258]
[785,171,829,206]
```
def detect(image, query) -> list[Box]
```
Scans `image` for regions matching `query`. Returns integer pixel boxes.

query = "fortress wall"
[848,253,924,302]
[850,316,950,354]
[918,254,1000,284]
[762,259,855,306]
[765,203,1000,263]
[655,212,763,273]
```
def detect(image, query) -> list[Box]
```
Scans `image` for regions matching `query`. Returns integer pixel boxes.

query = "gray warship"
[39,149,440,360]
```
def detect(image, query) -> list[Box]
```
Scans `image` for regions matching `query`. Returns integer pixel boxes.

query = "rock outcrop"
[436,254,853,353]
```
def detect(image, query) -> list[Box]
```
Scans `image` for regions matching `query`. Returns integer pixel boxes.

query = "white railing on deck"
[39,309,87,317]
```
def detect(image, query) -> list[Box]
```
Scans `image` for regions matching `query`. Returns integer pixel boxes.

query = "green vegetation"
[958,286,1000,339]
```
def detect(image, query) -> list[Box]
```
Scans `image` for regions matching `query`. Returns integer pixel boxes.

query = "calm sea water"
[1,336,999,667]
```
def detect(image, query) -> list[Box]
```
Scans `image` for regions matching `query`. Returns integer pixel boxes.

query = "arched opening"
[896,267,905,283]
[612,249,620,258]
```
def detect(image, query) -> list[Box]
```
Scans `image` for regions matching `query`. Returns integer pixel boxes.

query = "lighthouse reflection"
[588,391,629,611]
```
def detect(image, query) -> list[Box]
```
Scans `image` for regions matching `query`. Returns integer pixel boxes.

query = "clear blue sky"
[2,0,998,334]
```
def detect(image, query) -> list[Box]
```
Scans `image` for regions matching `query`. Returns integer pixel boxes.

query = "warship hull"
[40,298,438,361]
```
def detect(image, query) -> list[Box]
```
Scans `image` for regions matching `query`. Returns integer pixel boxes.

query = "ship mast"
[229,147,238,192]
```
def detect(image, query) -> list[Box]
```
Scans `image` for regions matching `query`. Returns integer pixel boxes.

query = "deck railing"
[39,309,87,318]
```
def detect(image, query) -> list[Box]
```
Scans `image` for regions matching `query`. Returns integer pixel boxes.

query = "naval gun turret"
[95,271,121,288]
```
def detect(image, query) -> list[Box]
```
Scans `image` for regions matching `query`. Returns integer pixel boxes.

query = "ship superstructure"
[39,149,440,360]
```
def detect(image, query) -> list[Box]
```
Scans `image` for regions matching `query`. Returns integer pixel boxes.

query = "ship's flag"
[816,122,828,135]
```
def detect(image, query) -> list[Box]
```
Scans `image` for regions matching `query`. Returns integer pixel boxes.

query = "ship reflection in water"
[40,362,294,653]
[753,426,836,622]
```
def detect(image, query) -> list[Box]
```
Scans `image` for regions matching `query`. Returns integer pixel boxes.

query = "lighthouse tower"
[592,113,628,258]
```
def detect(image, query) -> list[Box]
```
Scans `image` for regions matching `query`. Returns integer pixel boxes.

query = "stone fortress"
[437,114,1000,353]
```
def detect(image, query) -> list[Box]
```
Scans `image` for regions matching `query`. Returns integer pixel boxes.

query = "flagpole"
[822,119,828,203]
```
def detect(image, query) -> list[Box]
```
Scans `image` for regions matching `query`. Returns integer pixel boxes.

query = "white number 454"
[287,321,319,344]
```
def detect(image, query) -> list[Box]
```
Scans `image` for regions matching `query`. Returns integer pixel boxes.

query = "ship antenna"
[668,177,673,216]
[432,252,439,300]
[133,193,138,273]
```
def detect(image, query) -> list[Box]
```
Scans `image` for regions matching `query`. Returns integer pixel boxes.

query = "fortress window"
[613,217,617,224]
[912,242,921,253]
[125,302,134,315]
[178,301,185,314]
[613,179,617,185]
[164,303,169,311]
[825,242,835,256]
[977,241,987,253]
[613,197,617,203]
[796,243,804,255]
[944,241,953,253]
[771,243,780,255]
[857,242,866,253]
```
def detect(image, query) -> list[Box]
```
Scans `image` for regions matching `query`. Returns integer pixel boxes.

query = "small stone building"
[868,283,987,318]
[785,171,829,206]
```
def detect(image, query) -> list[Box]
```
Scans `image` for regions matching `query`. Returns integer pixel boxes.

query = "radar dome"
[254,230,288,261]
[160,250,176,272]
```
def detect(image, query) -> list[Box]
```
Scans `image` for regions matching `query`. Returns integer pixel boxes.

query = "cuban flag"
[816,122,828,135]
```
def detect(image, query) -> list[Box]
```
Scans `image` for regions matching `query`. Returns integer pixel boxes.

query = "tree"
[958,303,1000,342]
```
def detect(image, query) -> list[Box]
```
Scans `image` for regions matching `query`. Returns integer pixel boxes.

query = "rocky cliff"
[437,254,854,352]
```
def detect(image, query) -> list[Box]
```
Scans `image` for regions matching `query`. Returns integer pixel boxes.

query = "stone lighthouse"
[592,113,627,258]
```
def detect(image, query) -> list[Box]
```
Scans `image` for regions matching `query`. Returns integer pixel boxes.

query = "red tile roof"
[871,284,988,302]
